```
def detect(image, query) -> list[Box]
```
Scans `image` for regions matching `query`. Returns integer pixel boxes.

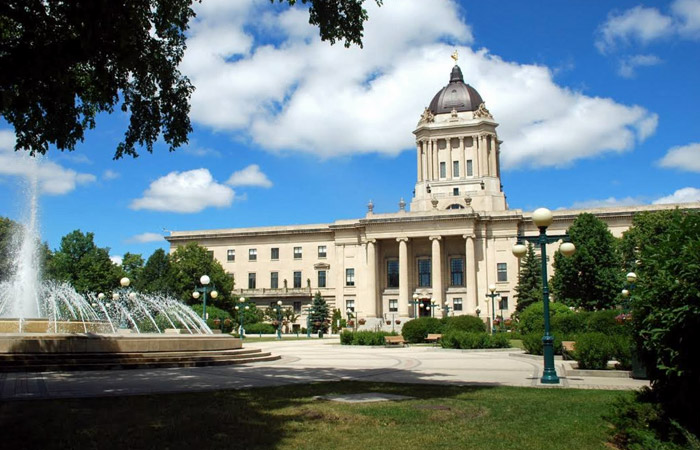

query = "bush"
[244,322,276,334]
[340,330,353,345]
[517,302,573,335]
[522,333,565,355]
[551,311,588,335]
[610,334,634,370]
[573,332,614,369]
[586,309,625,334]
[340,330,398,346]
[440,331,511,349]
[442,315,486,333]
[401,317,443,343]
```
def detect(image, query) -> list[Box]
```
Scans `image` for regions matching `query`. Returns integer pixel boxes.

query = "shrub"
[574,332,614,369]
[551,311,588,335]
[517,302,573,335]
[244,322,276,334]
[440,331,511,349]
[522,333,565,355]
[340,330,353,345]
[340,331,398,346]
[401,317,443,343]
[586,309,624,334]
[442,315,486,333]
[610,334,633,370]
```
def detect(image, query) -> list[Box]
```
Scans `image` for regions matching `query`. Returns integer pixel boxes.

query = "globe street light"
[486,285,501,335]
[234,297,251,338]
[410,293,422,318]
[272,300,284,340]
[192,275,218,321]
[513,207,576,385]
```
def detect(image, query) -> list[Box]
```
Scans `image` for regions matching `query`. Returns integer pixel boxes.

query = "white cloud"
[658,142,700,172]
[595,6,673,53]
[103,169,120,180]
[0,129,96,195]
[130,168,235,213]
[653,187,700,204]
[617,54,663,78]
[181,0,656,169]
[226,164,272,187]
[110,255,123,266]
[673,0,700,37]
[570,196,644,209]
[126,232,165,243]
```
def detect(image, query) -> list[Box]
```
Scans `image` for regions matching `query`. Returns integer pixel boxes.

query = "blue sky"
[1,0,699,264]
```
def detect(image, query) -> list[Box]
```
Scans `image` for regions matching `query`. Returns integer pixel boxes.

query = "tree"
[137,248,174,294]
[308,291,329,334]
[0,217,19,281]
[514,243,542,313]
[121,252,144,283]
[551,213,623,310]
[47,229,122,293]
[2,0,379,158]
[168,242,233,309]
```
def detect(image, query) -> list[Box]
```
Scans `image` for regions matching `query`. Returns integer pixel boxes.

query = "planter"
[395,319,401,325]
[386,321,391,325]
[223,318,231,326]
[358,319,366,325]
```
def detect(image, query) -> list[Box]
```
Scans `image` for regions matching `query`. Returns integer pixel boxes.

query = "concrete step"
[0,348,262,361]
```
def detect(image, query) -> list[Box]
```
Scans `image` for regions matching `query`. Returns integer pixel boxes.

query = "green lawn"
[0,382,629,450]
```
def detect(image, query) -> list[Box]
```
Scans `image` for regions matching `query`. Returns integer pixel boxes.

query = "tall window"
[499,297,509,310]
[497,263,508,282]
[439,161,446,178]
[346,268,355,286]
[450,258,464,286]
[248,273,256,289]
[227,249,235,261]
[318,245,327,258]
[294,247,302,259]
[418,259,431,287]
[318,270,327,288]
[293,271,302,288]
[453,161,460,177]
[271,248,279,260]
[466,159,473,176]
[453,298,463,311]
[387,260,399,288]
[248,248,257,261]
[293,301,301,313]
[453,187,459,196]
[389,299,398,312]
[346,299,355,312]
[270,272,278,289]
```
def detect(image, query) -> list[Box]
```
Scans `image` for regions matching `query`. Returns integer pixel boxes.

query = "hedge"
[401,317,443,343]
[440,331,511,349]
[340,330,398,345]
[442,315,486,333]
[244,322,276,334]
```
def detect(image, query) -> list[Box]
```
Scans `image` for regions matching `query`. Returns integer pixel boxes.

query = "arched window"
[447,204,465,210]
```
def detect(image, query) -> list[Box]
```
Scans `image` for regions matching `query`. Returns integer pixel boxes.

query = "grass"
[0,381,629,450]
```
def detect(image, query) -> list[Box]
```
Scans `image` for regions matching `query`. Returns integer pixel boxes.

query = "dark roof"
[428,65,484,114]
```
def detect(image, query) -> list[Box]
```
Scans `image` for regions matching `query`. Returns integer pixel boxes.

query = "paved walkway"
[0,338,649,400]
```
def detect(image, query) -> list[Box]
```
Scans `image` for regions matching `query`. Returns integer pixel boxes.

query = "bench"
[425,333,442,345]
[384,336,407,347]
[562,341,576,360]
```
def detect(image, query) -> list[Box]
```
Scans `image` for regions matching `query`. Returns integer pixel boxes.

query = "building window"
[499,296,509,310]
[346,299,355,313]
[271,247,279,260]
[497,263,508,282]
[346,268,355,286]
[450,258,464,286]
[387,260,399,288]
[453,298,463,311]
[249,248,257,261]
[453,187,459,196]
[294,247,302,259]
[318,245,327,258]
[318,270,327,288]
[227,249,235,261]
[439,161,446,178]
[270,272,278,289]
[466,159,473,176]
[207,250,214,260]
[293,301,301,313]
[389,299,398,312]
[293,271,302,288]
[418,259,431,287]
[248,273,256,289]
[453,161,460,177]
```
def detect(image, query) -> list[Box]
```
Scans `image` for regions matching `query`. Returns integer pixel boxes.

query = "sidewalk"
[0,338,649,400]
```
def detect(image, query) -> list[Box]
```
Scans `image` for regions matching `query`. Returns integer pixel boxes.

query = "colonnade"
[416,134,499,182]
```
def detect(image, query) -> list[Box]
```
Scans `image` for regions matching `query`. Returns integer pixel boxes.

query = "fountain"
[0,163,276,371]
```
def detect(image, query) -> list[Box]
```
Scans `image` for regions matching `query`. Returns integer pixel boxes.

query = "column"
[474,135,480,177]
[430,236,443,308]
[459,137,465,179]
[426,141,432,181]
[480,135,487,177]
[397,237,409,317]
[432,139,439,180]
[464,234,477,313]
[489,135,497,177]
[366,239,378,318]
[416,143,423,182]
[447,139,453,179]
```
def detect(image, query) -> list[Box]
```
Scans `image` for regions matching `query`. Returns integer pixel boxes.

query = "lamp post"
[305,306,315,338]
[441,303,452,318]
[485,285,501,334]
[192,275,218,321]
[272,300,283,340]
[234,297,251,338]
[499,297,507,332]
[410,294,422,318]
[430,301,438,318]
[621,272,637,314]
[512,207,576,384]
[346,308,357,332]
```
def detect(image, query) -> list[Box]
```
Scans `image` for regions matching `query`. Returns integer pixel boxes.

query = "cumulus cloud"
[595,6,674,53]
[659,143,700,172]
[126,232,165,243]
[180,0,657,169]
[653,187,700,204]
[617,54,663,78]
[103,169,120,180]
[226,164,272,187]
[0,129,96,195]
[130,169,235,213]
[672,0,700,37]
[570,196,644,209]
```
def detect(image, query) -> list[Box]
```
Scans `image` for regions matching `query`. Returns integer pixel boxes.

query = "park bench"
[425,334,442,345]
[562,341,576,360]
[384,336,407,347]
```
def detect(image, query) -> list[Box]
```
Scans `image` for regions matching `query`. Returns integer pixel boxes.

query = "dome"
[428,65,484,114]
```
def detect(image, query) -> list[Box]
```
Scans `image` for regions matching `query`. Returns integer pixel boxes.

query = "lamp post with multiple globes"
[192,275,218,321]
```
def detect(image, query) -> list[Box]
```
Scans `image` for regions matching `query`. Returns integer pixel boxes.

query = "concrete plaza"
[0,338,649,400]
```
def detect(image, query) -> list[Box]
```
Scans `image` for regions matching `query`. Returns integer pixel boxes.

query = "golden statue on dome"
[451,49,458,63]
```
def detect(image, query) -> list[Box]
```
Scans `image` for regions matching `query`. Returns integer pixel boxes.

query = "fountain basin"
[0,318,113,334]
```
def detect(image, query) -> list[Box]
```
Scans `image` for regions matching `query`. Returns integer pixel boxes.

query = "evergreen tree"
[138,249,174,294]
[514,243,542,313]
[551,213,623,310]
[308,291,330,334]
